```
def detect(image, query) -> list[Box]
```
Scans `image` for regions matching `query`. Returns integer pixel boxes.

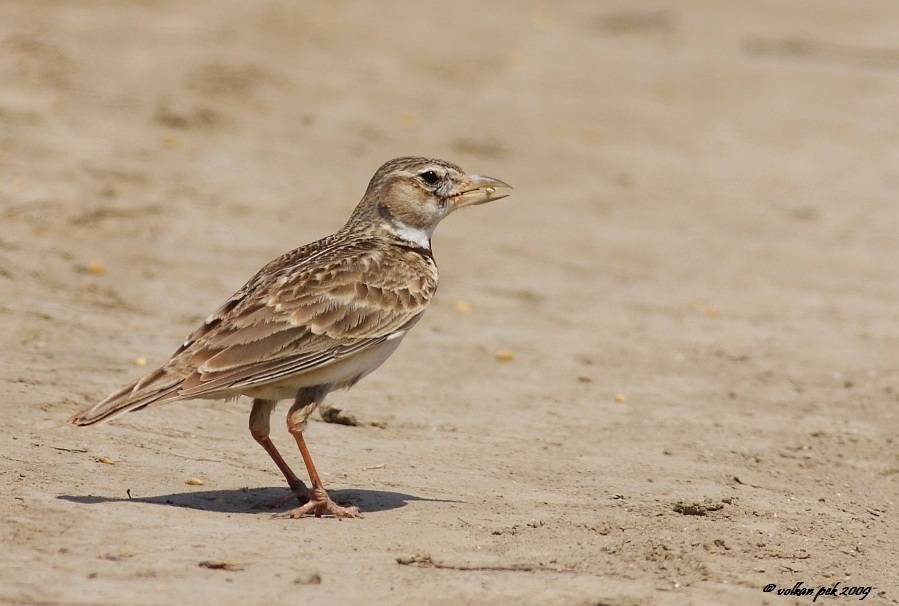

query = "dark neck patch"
[397,240,434,261]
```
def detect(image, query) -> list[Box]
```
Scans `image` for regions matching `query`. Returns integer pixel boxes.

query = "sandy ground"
[2,2,898,604]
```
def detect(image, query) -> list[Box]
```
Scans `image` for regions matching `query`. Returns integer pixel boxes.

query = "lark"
[70,157,511,518]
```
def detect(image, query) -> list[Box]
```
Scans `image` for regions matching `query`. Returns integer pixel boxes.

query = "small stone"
[198,559,242,571]
[294,572,322,585]
[85,262,105,276]
[452,300,471,313]
[691,300,721,318]
[185,477,205,486]
[319,407,359,426]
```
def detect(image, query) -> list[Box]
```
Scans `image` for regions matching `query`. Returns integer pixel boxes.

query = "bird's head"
[348,157,511,246]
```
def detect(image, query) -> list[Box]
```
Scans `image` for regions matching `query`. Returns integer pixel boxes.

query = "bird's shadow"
[58,487,457,515]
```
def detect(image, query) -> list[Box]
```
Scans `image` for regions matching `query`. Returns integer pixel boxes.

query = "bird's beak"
[450,174,512,209]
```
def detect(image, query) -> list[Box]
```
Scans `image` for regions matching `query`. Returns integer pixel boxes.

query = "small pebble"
[133,357,147,367]
[691,300,721,318]
[185,477,205,486]
[614,393,628,403]
[198,559,242,571]
[85,262,105,276]
[494,350,514,362]
[97,457,115,465]
[294,572,322,585]
[452,300,471,313]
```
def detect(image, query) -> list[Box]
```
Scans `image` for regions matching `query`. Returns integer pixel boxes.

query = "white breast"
[235,334,407,401]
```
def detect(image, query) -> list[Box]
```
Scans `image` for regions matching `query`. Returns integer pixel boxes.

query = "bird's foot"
[269,480,312,509]
[283,486,360,519]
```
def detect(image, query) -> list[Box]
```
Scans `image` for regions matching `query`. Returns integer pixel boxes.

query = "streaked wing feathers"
[176,238,436,397]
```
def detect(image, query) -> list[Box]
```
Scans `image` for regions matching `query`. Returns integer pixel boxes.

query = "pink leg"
[283,390,359,519]
[250,399,310,506]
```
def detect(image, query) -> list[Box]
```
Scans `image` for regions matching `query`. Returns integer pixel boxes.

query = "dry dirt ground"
[2,2,898,605]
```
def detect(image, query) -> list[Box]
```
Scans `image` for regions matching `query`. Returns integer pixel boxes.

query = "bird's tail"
[69,366,184,426]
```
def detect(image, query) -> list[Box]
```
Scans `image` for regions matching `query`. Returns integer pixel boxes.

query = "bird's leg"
[287,432,360,519]
[284,389,360,519]
[249,398,310,507]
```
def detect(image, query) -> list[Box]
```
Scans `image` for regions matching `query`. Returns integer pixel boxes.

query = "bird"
[70,156,511,519]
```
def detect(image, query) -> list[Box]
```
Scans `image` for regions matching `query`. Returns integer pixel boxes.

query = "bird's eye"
[419,170,440,185]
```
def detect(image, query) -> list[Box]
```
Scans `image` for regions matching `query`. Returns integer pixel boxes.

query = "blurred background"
[1,2,897,603]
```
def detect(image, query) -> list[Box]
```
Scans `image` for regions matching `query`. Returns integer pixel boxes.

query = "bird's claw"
[281,487,360,519]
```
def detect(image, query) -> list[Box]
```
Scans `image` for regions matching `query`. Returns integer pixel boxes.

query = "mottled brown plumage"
[70,156,510,518]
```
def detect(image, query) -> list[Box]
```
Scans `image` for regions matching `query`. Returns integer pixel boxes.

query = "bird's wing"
[71,235,437,425]
[175,238,437,397]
